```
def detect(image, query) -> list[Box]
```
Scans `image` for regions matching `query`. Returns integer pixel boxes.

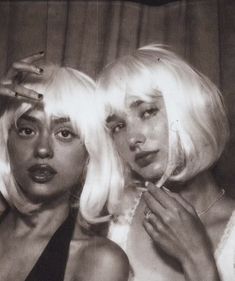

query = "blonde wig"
[96,44,229,186]
[0,65,124,223]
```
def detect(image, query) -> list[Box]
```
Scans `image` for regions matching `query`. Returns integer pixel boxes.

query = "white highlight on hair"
[96,44,229,186]
[0,65,124,223]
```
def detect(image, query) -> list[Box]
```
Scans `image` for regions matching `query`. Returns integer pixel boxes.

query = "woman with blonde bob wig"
[0,59,129,281]
[96,44,235,281]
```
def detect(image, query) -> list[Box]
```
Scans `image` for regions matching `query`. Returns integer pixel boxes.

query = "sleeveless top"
[25,212,75,281]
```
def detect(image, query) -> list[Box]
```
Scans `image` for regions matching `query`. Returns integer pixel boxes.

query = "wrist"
[182,251,220,281]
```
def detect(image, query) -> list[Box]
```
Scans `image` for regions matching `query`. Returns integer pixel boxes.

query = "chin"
[135,168,164,183]
[22,184,58,203]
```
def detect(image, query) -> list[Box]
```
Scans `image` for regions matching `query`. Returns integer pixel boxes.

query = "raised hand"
[143,182,220,281]
[0,52,44,101]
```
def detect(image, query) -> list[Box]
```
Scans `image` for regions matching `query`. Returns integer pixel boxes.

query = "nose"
[128,133,146,151]
[34,132,53,159]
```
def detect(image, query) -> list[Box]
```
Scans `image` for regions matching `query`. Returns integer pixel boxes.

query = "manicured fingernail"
[37,93,43,100]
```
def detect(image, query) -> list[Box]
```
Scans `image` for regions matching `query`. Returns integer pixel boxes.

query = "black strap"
[25,212,75,281]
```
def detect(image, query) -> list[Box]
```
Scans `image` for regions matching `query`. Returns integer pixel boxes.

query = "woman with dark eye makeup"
[96,44,235,281]
[0,64,129,281]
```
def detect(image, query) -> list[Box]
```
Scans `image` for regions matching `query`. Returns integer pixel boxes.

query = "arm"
[143,183,220,281]
[0,52,44,101]
[77,238,129,281]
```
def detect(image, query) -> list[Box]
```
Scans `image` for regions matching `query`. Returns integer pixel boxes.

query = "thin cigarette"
[136,187,148,192]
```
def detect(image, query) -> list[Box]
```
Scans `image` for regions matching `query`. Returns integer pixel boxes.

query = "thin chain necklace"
[197,189,225,217]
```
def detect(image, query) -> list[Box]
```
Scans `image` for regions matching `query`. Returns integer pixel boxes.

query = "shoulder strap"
[25,212,75,281]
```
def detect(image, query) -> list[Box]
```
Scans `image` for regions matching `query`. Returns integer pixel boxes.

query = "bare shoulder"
[74,236,129,281]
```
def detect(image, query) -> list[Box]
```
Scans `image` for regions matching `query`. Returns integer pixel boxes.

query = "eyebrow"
[52,117,70,125]
[18,115,71,125]
[129,100,144,108]
[18,115,37,123]
[106,114,119,123]
[129,93,163,108]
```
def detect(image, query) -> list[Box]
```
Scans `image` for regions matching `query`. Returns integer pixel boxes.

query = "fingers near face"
[14,85,43,101]
[0,86,16,98]
[20,51,45,64]
[12,61,43,75]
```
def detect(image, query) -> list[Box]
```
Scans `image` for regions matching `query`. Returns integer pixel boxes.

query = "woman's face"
[107,94,169,181]
[7,108,87,203]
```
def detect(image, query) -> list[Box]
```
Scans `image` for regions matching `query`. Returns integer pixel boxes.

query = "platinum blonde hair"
[96,44,229,186]
[0,65,124,223]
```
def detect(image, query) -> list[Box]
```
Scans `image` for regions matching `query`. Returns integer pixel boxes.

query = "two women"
[0,61,129,281]
[97,45,235,281]
[1,44,234,281]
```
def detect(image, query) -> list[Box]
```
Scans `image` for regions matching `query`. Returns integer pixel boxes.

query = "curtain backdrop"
[0,0,235,193]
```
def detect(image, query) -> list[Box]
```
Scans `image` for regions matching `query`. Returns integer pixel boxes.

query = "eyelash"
[55,128,77,142]
[141,107,158,119]
[111,122,126,134]
[17,126,36,137]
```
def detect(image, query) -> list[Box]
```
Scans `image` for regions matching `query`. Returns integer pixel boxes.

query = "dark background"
[0,0,234,194]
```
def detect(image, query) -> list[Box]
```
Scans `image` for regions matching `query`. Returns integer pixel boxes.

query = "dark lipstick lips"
[28,164,57,183]
[135,150,158,167]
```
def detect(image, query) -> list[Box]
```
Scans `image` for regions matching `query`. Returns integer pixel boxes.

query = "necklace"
[197,189,225,217]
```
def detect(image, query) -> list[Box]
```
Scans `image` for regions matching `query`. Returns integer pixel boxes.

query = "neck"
[171,170,221,213]
[9,195,70,236]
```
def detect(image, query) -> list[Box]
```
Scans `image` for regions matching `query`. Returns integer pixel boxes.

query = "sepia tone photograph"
[0,0,235,280]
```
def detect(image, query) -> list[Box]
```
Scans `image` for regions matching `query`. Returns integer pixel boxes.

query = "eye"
[111,122,126,134]
[55,128,76,142]
[141,108,158,119]
[18,127,36,137]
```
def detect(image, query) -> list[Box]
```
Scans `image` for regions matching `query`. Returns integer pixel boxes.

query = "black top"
[25,212,75,281]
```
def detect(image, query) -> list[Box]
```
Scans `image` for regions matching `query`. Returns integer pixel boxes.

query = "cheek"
[58,145,87,178]
[7,140,28,168]
[148,116,169,144]
[113,134,131,158]
[7,130,34,162]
